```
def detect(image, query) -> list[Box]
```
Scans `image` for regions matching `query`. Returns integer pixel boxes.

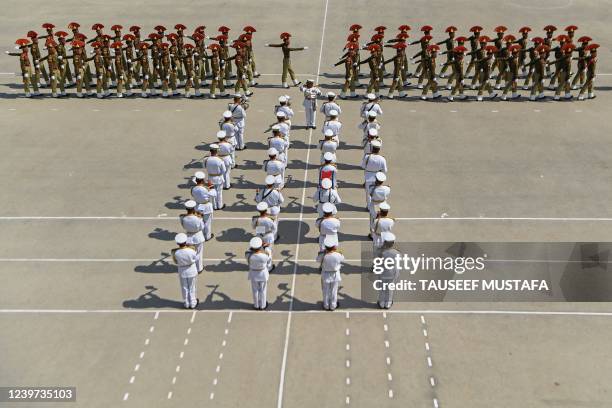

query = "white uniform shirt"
[320,101,342,117]
[361,120,381,141]
[221,122,237,146]
[173,247,198,278]
[191,185,216,214]
[380,248,401,280]
[300,85,322,106]
[312,188,341,215]
[218,141,235,166]
[228,103,247,127]
[361,154,387,183]
[317,216,341,237]
[256,188,284,215]
[203,156,227,185]
[268,136,289,161]
[264,159,285,176]
[317,250,344,282]
[322,119,342,139]
[180,214,205,244]
[275,122,291,140]
[369,185,391,204]
[246,250,271,281]
[319,164,338,188]
[360,101,383,118]
[251,215,277,242]
[363,137,382,154]
[276,105,294,121]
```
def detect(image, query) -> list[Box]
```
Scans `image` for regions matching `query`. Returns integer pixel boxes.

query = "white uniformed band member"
[246,236,271,310]
[361,112,381,145]
[203,143,227,210]
[264,147,286,188]
[275,95,294,127]
[377,232,400,309]
[180,200,205,273]
[255,175,284,241]
[299,79,322,129]
[268,125,289,164]
[359,93,383,120]
[319,151,338,189]
[368,172,391,227]
[220,111,238,164]
[228,93,248,150]
[372,202,395,249]
[322,109,342,141]
[317,235,344,311]
[216,130,235,189]
[252,201,277,250]
[316,202,341,251]
[361,139,387,207]
[172,233,199,309]
[313,177,342,217]
[191,171,216,241]
[320,92,342,120]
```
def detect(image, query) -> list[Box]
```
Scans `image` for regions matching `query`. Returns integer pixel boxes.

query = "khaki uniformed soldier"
[529,44,549,101]
[172,233,199,309]
[522,37,544,90]
[411,25,433,79]
[501,44,521,100]
[174,24,187,83]
[38,38,65,97]
[146,33,162,91]
[217,26,232,84]
[238,33,257,86]
[548,42,574,100]
[365,33,385,84]
[226,42,252,95]
[159,42,173,97]
[243,25,260,78]
[182,44,200,97]
[415,44,441,100]
[410,34,432,89]
[571,36,592,90]
[578,43,598,100]
[64,40,90,97]
[437,26,457,78]
[166,35,180,95]
[317,235,344,311]
[100,35,116,87]
[359,43,383,95]
[548,34,569,89]
[384,42,408,99]
[494,34,515,90]
[54,31,73,86]
[444,45,467,101]
[469,36,489,92]
[5,38,39,97]
[465,25,483,79]
[121,34,137,91]
[86,41,107,98]
[128,26,142,81]
[517,26,531,75]
[386,25,411,83]
[26,31,48,87]
[441,36,467,89]
[110,41,127,97]
[543,25,557,77]
[135,42,151,96]
[204,43,225,98]
[491,25,507,79]
[266,32,308,88]
[335,42,359,99]
[475,45,498,101]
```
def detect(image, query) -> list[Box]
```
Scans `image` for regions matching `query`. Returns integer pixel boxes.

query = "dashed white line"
[149,325,155,332]
[210,392,215,400]
[154,311,159,320]
[427,356,433,367]
[123,392,129,401]
[167,391,173,399]
[134,364,140,372]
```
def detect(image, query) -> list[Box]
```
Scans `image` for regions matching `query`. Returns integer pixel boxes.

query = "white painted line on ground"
[277,2,328,407]
[122,313,157,402]
[3,309,612,316]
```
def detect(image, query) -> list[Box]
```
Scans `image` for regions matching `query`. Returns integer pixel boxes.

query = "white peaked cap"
[233,93,242,98]
[375,172,387,182]
[367,111,378,117]
[194,171,206,180]
[322,202,336,214]
[329,109,339,116]
[185,199,197,209]
[278,95,287,103]
[249,236,263,249]
[267,147,278,156]
[256,201,269,212]
[324,129,334,137]
[209,143,220,150]
[276,111,286,118]
[271,124,281,131]
[324,235,338,247]
[321,178,332,189]
[275,175,283,184]
[367,93,376,100]
[367,128,378,136]
[326,91,336,97]
[265,175,276,185]
[370,140,382,148]
[381,231,395,242]
[175,233,188,244]
[323,152,335,162]
[379,201,391,211]
[216,130,227,139]
[223,110,232,118]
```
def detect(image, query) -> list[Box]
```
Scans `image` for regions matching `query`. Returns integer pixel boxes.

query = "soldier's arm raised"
[333,58,347,67]
[288,46,307,51]
[266,43,283,47]
[5,51,21,56]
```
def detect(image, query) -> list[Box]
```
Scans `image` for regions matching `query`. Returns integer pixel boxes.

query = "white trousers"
[202,213,213,240]
[194,242,204,272]
[377,280,396,308]
[180,276,198,308]
[235,125,245,149]
[213,183,223,209]
[305,102,316,127]
[321,280,339,310]
[251,280,268,309]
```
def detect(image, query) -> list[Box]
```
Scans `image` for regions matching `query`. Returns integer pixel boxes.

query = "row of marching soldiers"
[171,94,248,309]
[335,24,599,101]
[7,22,260,98]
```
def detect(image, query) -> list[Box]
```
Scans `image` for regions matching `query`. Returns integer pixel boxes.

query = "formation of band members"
[171,86,398,311]
[6,22,599,101]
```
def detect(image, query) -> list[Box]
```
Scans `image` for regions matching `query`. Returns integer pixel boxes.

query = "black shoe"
[270,264,276,272]
[365,206,369,212]
[312,126,317,129]
[205,233,215,241]
[368,234,373,240]
[198,268,204,275]
[223,187,230,190]
[220,204,226,210]
[263,301,269,310]
[294,81,302,86]
[193,298,200,308]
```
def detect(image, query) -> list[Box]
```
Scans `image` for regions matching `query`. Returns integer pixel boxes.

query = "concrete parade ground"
[1,0,612,407]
